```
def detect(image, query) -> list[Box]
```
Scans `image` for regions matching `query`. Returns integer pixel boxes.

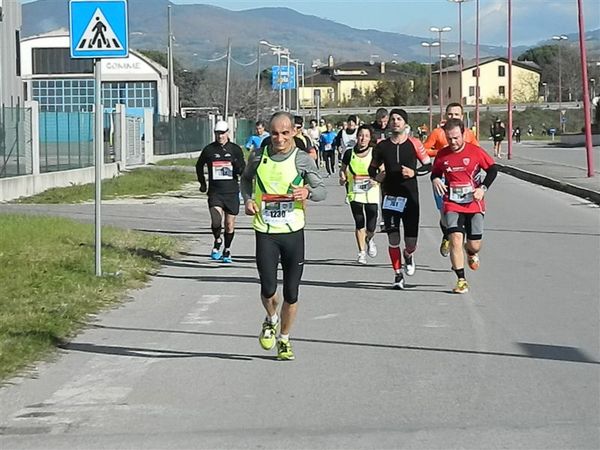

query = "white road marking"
[180,294,232,325]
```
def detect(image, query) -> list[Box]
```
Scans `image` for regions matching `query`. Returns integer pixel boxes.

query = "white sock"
[279,333,289,341]
[269,314,278,325]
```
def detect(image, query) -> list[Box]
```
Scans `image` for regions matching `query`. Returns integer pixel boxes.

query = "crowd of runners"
[196,106,497,361]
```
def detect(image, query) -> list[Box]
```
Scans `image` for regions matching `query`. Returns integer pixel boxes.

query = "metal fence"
[235,119,255,149]
[154,115,212,155]
[0,105,33,178]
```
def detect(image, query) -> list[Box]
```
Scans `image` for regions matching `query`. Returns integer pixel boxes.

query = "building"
[435,57,542,105]
[299,56,408,107]
[20,31,176,116]
[0,0,22,106]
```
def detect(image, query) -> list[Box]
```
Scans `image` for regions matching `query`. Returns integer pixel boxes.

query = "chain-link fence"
[153,115,212,155]
[0,105,33,178]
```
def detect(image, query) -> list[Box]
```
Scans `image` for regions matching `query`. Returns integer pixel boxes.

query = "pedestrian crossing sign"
[69,0,129,59]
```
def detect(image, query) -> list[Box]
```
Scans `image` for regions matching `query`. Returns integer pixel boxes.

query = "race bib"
[324,143,332,151]
[352,175,371,193]
[212,161,233,180]
[449,183,474,204]
[383,195,407,213]
[261,194,295,225]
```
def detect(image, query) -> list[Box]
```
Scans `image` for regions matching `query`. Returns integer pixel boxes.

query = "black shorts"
[381,196,420,238]
[208,192,240,216]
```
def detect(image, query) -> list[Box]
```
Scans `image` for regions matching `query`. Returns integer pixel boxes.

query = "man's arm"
[195,148,207,191]
[231,143,246,176]
[295,151,326,201]
[240,148,261,203]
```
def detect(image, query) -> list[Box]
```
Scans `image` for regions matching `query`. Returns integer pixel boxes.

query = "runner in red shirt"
[431,118,498,294]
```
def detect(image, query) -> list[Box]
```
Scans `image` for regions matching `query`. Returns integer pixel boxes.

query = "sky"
[172,0,600,47]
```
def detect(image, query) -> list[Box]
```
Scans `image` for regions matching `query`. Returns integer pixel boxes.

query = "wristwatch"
[480,185,488,192]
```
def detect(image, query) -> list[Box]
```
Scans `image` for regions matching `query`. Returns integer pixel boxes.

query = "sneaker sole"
[259,338,276,350]
[277,355,295,361]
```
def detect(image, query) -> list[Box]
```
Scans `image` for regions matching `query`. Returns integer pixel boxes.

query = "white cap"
[214,120,229,132]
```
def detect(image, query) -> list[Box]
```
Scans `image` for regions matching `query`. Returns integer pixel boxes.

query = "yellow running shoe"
[259,320,278,350]
[440,238,450,257]
[277,339,295,361]
[453,278,469,294]
[468,253,480,271]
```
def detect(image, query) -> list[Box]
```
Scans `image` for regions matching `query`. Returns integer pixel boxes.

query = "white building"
[20,31,176,116]
[0,0,22,106]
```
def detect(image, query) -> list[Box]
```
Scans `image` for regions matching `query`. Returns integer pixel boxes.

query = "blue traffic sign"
[272,65,296,90]
[69,0,129,59]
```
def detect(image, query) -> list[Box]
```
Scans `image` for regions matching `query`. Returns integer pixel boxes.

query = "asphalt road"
[0,173,599,449]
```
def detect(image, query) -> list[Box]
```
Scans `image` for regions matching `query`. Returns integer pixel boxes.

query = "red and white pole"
[577,0,595,177]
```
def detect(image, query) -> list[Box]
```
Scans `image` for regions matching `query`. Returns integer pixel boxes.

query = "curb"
[496,163,600,205]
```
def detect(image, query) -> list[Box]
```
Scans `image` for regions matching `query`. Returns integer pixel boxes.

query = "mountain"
[22,0,593,71]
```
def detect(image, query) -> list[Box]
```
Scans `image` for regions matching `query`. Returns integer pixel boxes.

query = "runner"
[319,122,337,177]
[306,119,322,166]
[241,111,326,361]
[423,102,479,258]
[431,118,498,294]
[369,109,431,289]
[371,108,389,143]
[244,120,270,157]
[335,115,359,203]
[339,125,381,264]
[196,120,246,263]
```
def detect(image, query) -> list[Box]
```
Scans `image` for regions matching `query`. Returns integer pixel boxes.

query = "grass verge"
[15,168,197,204]
[0,213,180,381]
[155,158,198,167]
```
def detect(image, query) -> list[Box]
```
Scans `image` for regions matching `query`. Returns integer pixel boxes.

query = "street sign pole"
[94,59,103,276]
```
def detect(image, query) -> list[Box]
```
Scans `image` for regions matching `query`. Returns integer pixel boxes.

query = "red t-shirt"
[432,142,495,214]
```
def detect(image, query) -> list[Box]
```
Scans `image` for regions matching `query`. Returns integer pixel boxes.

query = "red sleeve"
[431,148,447,177]
[409,137,431,164]
[475,144,495,170]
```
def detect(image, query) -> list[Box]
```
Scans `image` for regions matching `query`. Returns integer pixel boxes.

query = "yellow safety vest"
[253,147,305,234]
[345,148,380,204]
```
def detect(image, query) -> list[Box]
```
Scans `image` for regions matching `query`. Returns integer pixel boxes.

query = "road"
[0,173,599,449]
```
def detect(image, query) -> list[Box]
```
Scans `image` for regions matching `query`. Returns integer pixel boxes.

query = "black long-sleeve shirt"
[196,140,245,195]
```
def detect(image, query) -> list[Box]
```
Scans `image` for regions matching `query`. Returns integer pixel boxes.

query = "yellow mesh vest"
[253,147,305,233]
[346,148,380,204]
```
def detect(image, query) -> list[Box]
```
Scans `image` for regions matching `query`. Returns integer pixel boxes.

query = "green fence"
[0,105,32,178]
[235,119,255,148]
[154,115,212,155]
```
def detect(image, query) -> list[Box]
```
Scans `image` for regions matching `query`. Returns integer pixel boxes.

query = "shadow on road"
[85,325,599,366]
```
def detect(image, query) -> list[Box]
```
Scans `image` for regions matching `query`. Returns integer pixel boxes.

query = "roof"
[304,60,408,86]
[434,56,541,74]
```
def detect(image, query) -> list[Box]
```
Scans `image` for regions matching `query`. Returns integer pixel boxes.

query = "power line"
[231,56,258,67]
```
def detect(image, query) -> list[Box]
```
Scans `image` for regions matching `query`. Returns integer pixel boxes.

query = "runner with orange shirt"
[424,103,479,258]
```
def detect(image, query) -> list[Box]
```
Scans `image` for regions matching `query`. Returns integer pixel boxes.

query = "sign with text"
[271,65,296,90]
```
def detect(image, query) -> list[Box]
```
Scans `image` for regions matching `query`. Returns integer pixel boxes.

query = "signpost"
[69,0,129,276]
[271,65,296,90]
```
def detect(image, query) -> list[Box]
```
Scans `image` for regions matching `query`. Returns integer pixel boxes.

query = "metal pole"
[287,55,291,112]
[558,42,562,114]
[167,5,175,152]
[294,60,300,113]
[224,38,231,119]
[428,46,433,131]
[458,1,463,103]
[438,32,444,118]
[507,0,513,159]
[475,0,480,140]
[94,59,103,277]
[577,0,595,177]
[255,42,261,120]
[277,52,282,110]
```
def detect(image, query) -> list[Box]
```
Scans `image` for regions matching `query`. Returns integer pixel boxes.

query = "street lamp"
[430,26,452,118]
[259,40,288,111]
[591,78,596,99]
[552,34,568,128]
[421,41,440,131]
[448,0,471,103]
[441,53,457,104]
[542,82,549,102]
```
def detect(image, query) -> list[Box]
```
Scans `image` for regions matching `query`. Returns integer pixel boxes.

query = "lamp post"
[430,26,452,119]
[576,0,594,177]
[448,0,471,103]
[591,78,596,99]
[552,34,568,131]
[259,40,285,111]
[421,41,440,131]
[542,82,549,102]
[507,0,513,159]
[475,0,480,139]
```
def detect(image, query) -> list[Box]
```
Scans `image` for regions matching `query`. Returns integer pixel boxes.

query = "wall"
[338,79,378,103]
[0,0,22,106]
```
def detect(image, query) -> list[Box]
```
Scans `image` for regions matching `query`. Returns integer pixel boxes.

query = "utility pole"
[224,37,231,119]
[167,5,176,153]
[255,42,261,120]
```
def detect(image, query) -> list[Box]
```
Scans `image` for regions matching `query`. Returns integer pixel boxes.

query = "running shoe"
[453,278,469,294]
[367,238,378,258]
[357,251,367,265]
[259,319,278,350]
[468,253,480,271]
[404,253,416,276]
[439,238,450,257]
[277,339,295,361]
[210,249,222,261]
[221,250,232,264]
[393,272,405,290]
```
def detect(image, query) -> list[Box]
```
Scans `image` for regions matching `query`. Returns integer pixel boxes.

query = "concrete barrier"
[560,133,600,147]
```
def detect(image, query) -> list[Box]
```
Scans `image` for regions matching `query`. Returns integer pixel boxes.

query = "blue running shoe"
[221,250,232,263]
[210,249,222,260]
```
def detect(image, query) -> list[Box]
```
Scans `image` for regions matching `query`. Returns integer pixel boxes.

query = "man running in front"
[431,118,498,294]
[241,112,326,361]
[424,102,479,258]
[369,109,431,289]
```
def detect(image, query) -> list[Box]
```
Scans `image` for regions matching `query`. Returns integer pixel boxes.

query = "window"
[32,78,95,112]
[15,30,21,76]
[32,48,93,75]
[469,86,475,96]
[498,65,506,77]
[472,69,477,77]
[499,86,506,96]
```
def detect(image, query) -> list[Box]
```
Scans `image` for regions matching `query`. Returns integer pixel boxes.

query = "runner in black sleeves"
[369,109,431,289]
[196,120,245,263]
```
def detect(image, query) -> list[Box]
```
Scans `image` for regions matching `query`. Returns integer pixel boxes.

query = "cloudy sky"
[173,0,600,46]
